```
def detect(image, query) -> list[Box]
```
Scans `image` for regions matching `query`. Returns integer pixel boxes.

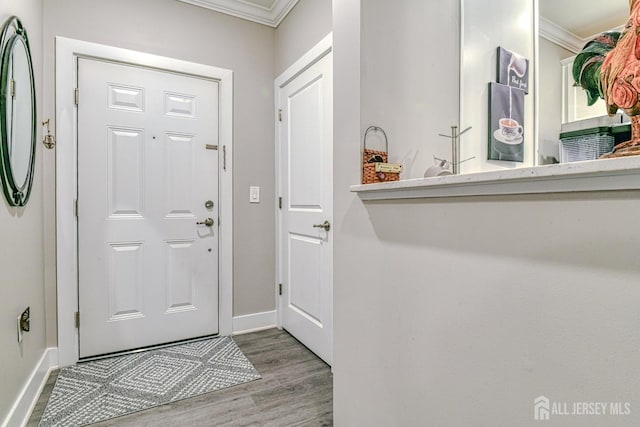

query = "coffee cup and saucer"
[493,118,523,154]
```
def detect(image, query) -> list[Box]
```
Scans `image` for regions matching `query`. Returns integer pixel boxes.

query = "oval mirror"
[0,16,36,207]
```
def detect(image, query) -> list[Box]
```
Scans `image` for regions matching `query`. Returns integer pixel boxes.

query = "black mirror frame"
[0,16,36,207]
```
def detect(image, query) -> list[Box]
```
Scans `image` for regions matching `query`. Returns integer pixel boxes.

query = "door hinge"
[278,109,282,122]
[74,88,79,106]
[10,79,15,98]
[222,145,227,171]
[74,199,78,217]
[74,311,80,328]
[278,283,283,296]
[278,197,282,209]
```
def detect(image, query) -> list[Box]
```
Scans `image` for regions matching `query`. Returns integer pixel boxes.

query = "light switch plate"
[249,186,260,203]
[17,315,22,343]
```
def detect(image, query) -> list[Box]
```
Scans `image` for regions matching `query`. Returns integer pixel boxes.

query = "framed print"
[489,82,525,162]
[497,47,529,94]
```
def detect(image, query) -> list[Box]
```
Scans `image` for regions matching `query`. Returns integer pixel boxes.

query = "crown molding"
[177,0,300,27]
[539,17,584,54]
[540,17,627,55]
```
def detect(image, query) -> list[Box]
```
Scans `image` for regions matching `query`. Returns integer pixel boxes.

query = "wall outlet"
[249,186,260,203]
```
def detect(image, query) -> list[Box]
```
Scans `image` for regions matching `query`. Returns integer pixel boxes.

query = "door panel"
[165,133,195,215]
[108,128,144,217]
[289,234,322,323]
[78,58,219,358]
[165,240,196,313]
[108,84,144,112]
[289,80,323,208]
[279,52,333,365]
[108,243,144,320]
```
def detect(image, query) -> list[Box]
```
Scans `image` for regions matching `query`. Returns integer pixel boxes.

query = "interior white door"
[279,52,333,365]
[77,58,220,358]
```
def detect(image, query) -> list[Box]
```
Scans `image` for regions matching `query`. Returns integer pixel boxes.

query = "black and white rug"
[39,336,261,426]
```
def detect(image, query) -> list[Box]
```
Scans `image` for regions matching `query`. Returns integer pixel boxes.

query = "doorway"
[55,38,234,366]
[76,58,220,358]
[276,34,333,365]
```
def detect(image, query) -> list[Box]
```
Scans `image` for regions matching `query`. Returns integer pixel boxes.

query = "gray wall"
[274,0,332,76]
[42,0,277,329]
[0,0,46,421]
[539,37,573,163]
[460,0,536,172]
[360,0,459,178]
[333,0,640,425]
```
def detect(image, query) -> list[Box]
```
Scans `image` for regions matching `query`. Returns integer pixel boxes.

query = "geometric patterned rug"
[38,336,261,427]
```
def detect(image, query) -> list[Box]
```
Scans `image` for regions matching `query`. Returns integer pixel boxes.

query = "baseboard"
[232,310,277,335]
[2,347,58,427]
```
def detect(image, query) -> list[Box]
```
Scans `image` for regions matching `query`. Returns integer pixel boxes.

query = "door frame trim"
[274,33,332,329]
[55,37,234,367]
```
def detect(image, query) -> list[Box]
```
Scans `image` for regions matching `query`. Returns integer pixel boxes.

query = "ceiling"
[177,0,300,27]
[540,0,628,38]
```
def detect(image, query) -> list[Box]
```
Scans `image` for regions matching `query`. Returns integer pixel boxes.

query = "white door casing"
[276,34,333,365]
[77,58,220,357]
[55,38,233,366]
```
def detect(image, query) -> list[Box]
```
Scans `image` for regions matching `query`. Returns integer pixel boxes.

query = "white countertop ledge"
[350,157,640,200]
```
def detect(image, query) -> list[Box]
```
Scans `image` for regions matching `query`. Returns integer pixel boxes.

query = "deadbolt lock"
[205,200,214,209]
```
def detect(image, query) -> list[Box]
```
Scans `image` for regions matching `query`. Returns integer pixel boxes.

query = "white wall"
[538,37,572,163]
[460,0,536,172]
[0,0,46,422]
[331,0,361,425]
[360,0,460,179]
[275,0,332,76]
[41,0,277,337]
[333,0,640,425]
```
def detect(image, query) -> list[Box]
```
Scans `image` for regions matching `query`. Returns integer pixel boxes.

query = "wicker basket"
[362,126,400,184]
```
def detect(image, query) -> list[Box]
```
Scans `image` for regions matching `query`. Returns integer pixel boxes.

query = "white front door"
[278,51,333,365]
[77,58,220,358]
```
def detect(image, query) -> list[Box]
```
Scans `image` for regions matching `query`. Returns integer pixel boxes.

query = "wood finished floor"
[27,328,332,426]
